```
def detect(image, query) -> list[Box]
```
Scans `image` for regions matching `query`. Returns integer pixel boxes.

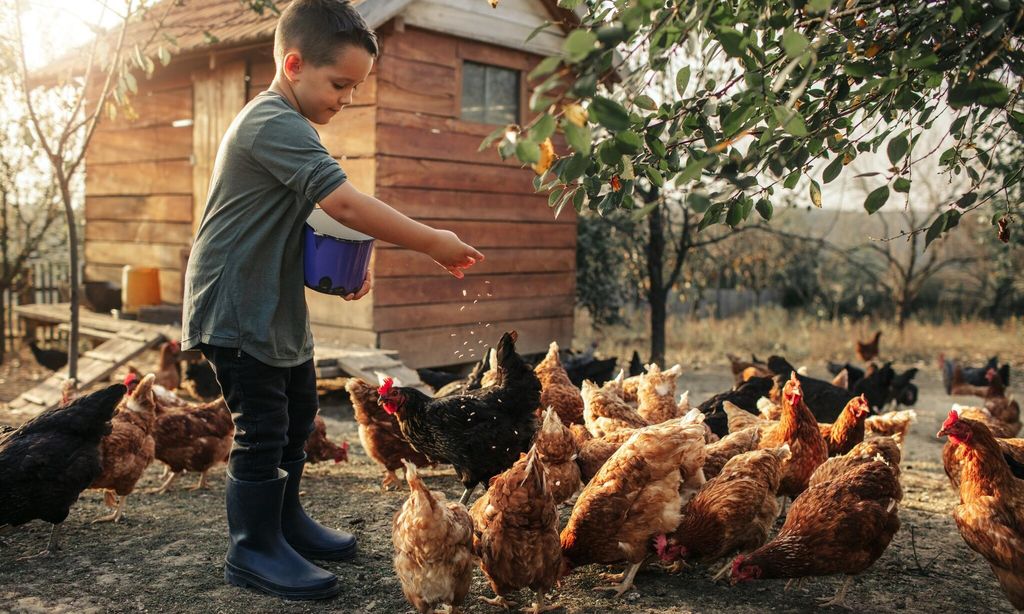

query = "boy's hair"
[274,0,379,67]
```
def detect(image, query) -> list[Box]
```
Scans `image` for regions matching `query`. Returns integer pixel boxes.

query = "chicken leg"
[817,576,854,609]
[381,469,400,491]
[18,523,62,560]
[152,470,180,494]
[710,559,733,582]
[189,470,210,491]
[523,590,561,614]
[459,486,476,505]
[594,561,641,597]
[479,594,513,609]
[92,494,128,523]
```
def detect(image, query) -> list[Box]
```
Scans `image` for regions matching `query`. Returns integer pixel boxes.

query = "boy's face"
[283,45,374,125]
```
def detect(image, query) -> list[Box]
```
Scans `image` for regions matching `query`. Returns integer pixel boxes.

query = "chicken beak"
[936,428,948,438]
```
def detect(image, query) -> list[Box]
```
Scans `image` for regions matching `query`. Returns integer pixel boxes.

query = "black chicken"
[826,361,866,386]
[182,359,221,400]
[941,356,1010,393]
[698,376,774,438]
[432,352,490,397]
[28,341,68,371]
[376,330,541,504]
[0,383,127,556]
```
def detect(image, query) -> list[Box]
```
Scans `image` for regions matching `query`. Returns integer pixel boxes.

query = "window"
[460,61,520,124]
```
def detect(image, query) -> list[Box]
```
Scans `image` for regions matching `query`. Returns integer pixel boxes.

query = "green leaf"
[893,177,912,193]
[525,21,553,44]
[726,202,743,227]
[157,46,171,66]
[564,29,598,62]
[564,121,592,156]
[516,139,541,164]
[864,185,890,213]
[809,179,822,207]
[644,165,664,187]
[955,192,978,208]
[528,56,561,81]
[887,135,909,165]
[124,71,138,94]
[634,95,657,111]
[781,29,809,58]
[630,201,659,221]
[676,66,691,96]
[822,156,843,184]
[784,171,801,189]
[948,78,1011,109]
[557,0,582,9]
[698,203,725,230]
[529,114,556,141]
[773,105,808,137]
[588,97,630,131]
[806,0,831,13]
[688,193,711,213]
[925,211,949,246]
[615,130,643,154]
[716,27,747,58]
[755,198,773,220]
[563,153,589,180]
[678,156,713,184]
[479,125,509,152]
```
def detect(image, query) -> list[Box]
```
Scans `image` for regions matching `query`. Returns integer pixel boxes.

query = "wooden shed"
[47,0,578,368]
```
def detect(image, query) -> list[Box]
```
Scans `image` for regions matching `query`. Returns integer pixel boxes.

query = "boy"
[181,0,483,601]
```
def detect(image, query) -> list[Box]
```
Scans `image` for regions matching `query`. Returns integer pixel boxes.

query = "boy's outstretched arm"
[320,182,483,278]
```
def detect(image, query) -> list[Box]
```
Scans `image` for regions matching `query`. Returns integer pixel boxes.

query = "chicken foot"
[479,594,514,609]
[18,523,62,560]
[92,494,128,523]
[784,577,807,591]
[151,470,180,494]
[710,559,733,582]
[522,590,561,614]
[189,470,210,491]
[594,561,642,597]
[817,576,854,609]
[459,485,477,506]
[381,469,400,491]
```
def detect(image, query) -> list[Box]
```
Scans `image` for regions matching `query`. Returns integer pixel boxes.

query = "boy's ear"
[283,51,304,80]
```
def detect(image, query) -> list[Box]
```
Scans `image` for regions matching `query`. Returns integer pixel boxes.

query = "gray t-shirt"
[181,91,347,367]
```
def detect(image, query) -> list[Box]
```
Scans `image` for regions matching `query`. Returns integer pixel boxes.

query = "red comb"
[378,377,394,397]
[942,409,960,431]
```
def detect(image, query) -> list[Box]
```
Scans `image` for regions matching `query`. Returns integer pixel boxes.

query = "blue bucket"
[303,209,375,296]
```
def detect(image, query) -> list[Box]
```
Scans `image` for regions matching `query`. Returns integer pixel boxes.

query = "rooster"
[392,460,474,613]
[730,455,902,608]
[470,445,562,613]
[377,331,540,504]
[938,411,1024,610]
[0,384,127,556]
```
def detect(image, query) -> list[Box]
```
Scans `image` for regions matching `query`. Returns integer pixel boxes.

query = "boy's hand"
[342,269,373,301]
[428,230,484,279]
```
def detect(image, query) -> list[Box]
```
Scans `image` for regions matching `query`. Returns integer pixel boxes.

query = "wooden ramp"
[314,346,430,393]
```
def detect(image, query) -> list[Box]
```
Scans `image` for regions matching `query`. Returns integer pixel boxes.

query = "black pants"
[200,344,319,482]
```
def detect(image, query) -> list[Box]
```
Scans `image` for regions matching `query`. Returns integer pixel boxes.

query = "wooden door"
[191,59,248,234]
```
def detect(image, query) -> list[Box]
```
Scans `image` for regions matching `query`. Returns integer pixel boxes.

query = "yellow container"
[121,266,161,314]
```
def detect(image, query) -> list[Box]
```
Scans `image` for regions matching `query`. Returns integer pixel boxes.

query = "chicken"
[938,412,1024,610]
[703,425,763,481]
[89,373,158,523]
[581,379,648,437]
[304,414,349,464]
[534,408,582,505]
[377,331,541,504]
[153,340,182,391]
[181,359,221,400]
[151,393,233,493]
[943,432,1024,489]
[569,424,634,484]
[533,341,585,425]
[27,340,67,371]
[828,361,865,386]
[757,373,828,499]
[808,436,902,488]
[757,396,781,421]
[982,370,1021,436]
[345,377,433,491]
[480,347,500,389]
[560,414,707,596]
[864,409,917,447]
[601,369,642,405]
[433,352,489,397]
[767,356,874,419]
[636,363,684,424]
[818,394,870,456]
[698,376,774,438]
[941,355,1011,394]
[727,353,771,385]
[724,401,764,433]
[0,384,127,556]
[830,369,849,390]
[392,460,474,614]
[730,457,901,608]
[953,404,1019,439]
[656,446,790,579]
[470,446,562,613]
[855,330,882,362]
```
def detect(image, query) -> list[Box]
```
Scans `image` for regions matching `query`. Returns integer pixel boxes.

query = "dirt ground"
[0,355,1019,613]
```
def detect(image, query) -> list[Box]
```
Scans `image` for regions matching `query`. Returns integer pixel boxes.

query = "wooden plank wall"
[84,61,198,301]
[373,26,575,368]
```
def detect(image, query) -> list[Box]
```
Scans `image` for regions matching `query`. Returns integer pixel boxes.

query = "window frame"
[455,43,528,127]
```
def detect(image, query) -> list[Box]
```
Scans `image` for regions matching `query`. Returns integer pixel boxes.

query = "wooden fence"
[2,260,78,351]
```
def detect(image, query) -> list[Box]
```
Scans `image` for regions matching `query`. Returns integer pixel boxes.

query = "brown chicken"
[154,340,182,391]
[727,353,771,385]
[982,371,1021,436]
[636,363,684,425]
[304,414,349,464]
[938,412,1024,610]
[151,393,233,493]
[534,341,585,425]
[535,407,582,505]
[561,416,707,596]
[569,424,634,484]
[808,436,901,489]
[949,364,994,397]
[830,369,849,390]
[943,434,1024,490]
[725,401,765,433]
[656,446,790,579]
[392,460,475,614]
[345,378,433,490]
[703,425,763,481]
[470,446,562,613]
[864,409,917,447]
[581,379,648,437]
[953,404,1019,439]
[601,370,642,405]
[855,330,881,362]
[757,373,828,499]
[89,373,158,523]
[731,455,902,608]
[818,394,870,456]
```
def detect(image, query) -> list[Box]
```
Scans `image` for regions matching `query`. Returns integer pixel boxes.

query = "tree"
[486,0,1023,246]
[6,0,177,378]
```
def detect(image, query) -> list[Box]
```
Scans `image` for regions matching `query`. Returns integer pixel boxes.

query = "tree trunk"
[646,199,667,367]
[57,171,79,380]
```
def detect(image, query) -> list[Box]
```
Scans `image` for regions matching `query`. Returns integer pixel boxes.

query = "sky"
[18,0,121,69]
